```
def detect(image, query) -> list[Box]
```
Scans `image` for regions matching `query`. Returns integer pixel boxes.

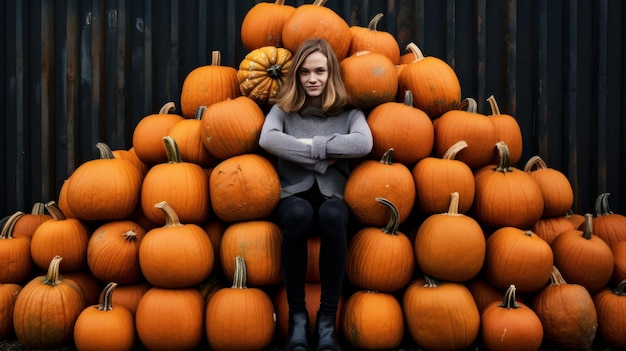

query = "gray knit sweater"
[259,104,373,199]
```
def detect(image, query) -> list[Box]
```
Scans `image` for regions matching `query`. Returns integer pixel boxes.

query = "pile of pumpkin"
[2,0,626,350]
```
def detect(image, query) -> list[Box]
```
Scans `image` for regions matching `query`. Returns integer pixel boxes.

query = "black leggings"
[276,187,349,315]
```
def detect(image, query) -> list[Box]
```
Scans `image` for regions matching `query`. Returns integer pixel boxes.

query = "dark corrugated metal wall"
[2,0,625,217]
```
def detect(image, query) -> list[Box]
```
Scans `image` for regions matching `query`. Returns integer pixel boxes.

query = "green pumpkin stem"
[0,211,25,239]
[43,255,64,286]
[494,141,513,173]
[424,275,440,288]
[594,192,613,217]
[582,213,594,240]
[375,197,400,235]
[95,142,115,160]
[98,282,118,311]
[44,201,67,220]
[232,256,248,289]
[498,284,520,309]
[154,201,183,227]
[163,136,183,163]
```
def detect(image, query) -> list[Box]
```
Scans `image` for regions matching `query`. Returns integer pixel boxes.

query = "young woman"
[259,38,373,351]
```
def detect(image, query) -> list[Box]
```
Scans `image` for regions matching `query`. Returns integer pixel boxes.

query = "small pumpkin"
[168,106,215,167]
[0,211,32,284]
[346,198,415,292]
[240,0,296,50]
[105,282,150,315]
[111,146,149,177]
[238,46,293,106]
[12,256,84,350]
[12,202,51,239]
[414,192,486,282]
[132,101,185,165]
[180,51,240,118]
[593,279,626,349]
[348,13,400,64]
[73,282,135,351]
[531,212,578,245]
[480,284,543,351]
[467,278,505,314]
[205,256,276,351]
[531,266,598,351]
[341,290,404,350]
[486,95,523,166]
[588,192,626,248]
[340,50,398,110]
[524,155,574,217]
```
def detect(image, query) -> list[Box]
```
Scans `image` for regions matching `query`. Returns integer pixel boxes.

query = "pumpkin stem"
[44,201,67,221]
[581,213,594,240]
[95,142,115,160]
[232,256,248,289]
[211,51,221,66]
[0,211,25,239]
[43,255,64,286]
[405,42,425,62]
[266,63,284,79]
[614,279,626,296]
[375,197,400,235]
[463,98,478,113]
[523,155,548,172]
[163,136,184,163]
[124,230,138,242]
[423,275,440,288]
[486,95,501,115]
[379,148,394,165]
[274,0,286,5]
[159,101,176,114]
[403,90,414,107]
[367,13,384,31]
[98,282,118,311]
[524,230,533,237]
[445,192,461,217]
[498,284,520,309]
[313,0,327,6]
[548,265,567,286]
[594,192,613,217]
[494,141,513,173]
[441,140,468,160]
[31,202,46,215]
[154,201,184,227]
[194,106,207,121]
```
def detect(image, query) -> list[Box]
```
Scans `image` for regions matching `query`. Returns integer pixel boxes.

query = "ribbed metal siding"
[1,0,624,217]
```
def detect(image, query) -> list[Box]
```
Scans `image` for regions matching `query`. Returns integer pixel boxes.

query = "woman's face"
[298,51,329,98]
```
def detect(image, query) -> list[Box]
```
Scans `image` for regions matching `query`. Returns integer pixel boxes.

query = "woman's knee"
[318,199,349,227]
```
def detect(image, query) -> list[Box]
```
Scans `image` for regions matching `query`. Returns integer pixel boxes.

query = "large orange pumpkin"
[397,42,461,118]
[238,46,293,106]
[593,280,626,349]
[132,101,185,165]
[367,90,434,166]
[281,0,352,60]
[348,13,400,64]
[340,50,398,110]
[344,148,415,226]
[180,51,240,118]
[240,0,296,51]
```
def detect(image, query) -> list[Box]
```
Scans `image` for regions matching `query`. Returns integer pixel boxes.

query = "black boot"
[314,312,340,351]
[285,310,310,351]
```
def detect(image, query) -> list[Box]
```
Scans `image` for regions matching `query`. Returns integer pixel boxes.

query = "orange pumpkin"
[132,101,184,165]
[551,213,614,293]
[397,42,461,118]
[282,0,352,61]
[0,211,32,284]
[348,13,400,64]
[485,227,553,293]
[180,51,240,118]
[65,142,143,221]
[13,256,84,350]
[0,283,22,339]
[613,241,626,285]
[593,280,626,349]
[403,276,480,350]
[414,192,486,282]
[486,95,523,166]
[531,213,578,244]
[346,198,414,292]
[341,290,404,350]
[135,287,205,351]
[205,256,276,351]
[344,148,415,226]
[200,96,266,160]
[367,90,434,166]
[524,155,574,217]
[473,141,544,229]
[480,284,543,351]
[219,220,283,286]
[168,106,215,167]
[589,192,626,248]
[240,0,296,51]
[340,50,398,110]
[238,46,293,106]
[140,136,210,225]
[73,282,136,351]
[467,278,505,314]
[209,153,281,223]
[111,147,149,177]
[12,202,51,239]
[531,266,598,351]
[105,282,150,316]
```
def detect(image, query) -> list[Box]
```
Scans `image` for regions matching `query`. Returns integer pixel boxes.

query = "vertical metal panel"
[1,0,625,217]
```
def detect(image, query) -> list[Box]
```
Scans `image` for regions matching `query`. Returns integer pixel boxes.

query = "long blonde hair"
[275,38,348,115]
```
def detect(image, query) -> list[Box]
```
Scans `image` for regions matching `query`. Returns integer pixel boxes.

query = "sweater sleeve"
[315,109,373,159]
